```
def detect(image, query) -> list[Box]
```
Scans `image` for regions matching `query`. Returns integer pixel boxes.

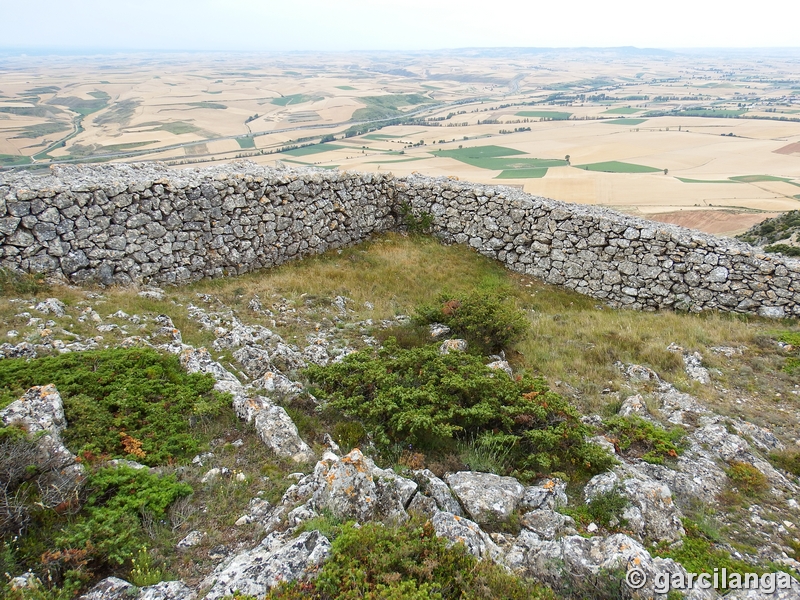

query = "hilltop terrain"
[1,232,800,599]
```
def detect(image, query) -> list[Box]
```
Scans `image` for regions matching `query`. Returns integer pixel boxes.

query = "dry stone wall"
[1,161,799,318]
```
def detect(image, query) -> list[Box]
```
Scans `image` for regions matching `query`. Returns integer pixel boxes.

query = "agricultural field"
[1,47,800,235]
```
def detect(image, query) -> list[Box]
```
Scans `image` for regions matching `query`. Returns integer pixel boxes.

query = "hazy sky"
[1,0,799,52]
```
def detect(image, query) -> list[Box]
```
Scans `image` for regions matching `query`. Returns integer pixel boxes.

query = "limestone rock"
[439,339,468,354]
[445,471,525,525]
[519,509,576,540]
[412,469,464,516]
[520,478,568,511]
[310,449,416,523]
[585,466,685,543]
[431,510,502,561]
[202,530,331,600]
[504,532,719,600]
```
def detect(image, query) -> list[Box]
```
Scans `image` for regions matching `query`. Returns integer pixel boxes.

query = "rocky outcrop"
[202,530,331,600]
[179,347,314,463]
[504,531,720,600]
[585,465,685,544]
[445,471,525,525]
[0,384,85,516]
[78,578,196,600]
[3,162,800,317]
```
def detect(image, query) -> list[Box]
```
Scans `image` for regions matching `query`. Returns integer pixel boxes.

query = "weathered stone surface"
[585,466,685,543]
[309,449,416,523]
[519,509,576,540]
[445,471,525,525]
[431,511,502,561]
[412,469,464,516]
[0,384,85,509]
[78,578,197,600]
[504,532,719,600]
[202,530,331,600]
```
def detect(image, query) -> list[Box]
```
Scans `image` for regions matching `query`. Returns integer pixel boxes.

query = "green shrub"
[306,339,614,479]
[266,520,555,600]
[415,291,528,354]
[725,461,769,497]
[398,202,434,235]
[602,415,686,465]
[0,348,230,465]
[563,486,630,531]
[55,466,191,567]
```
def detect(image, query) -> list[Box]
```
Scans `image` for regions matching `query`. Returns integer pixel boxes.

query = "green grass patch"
[367,156,430,164]
[139,121,202,135]
[362,133,407,140]
[515,110,572,120]
[48,92,110,117]
[496,168,548,179]
[677,177,741,184]
[601,118,648,125]
[236,136,256,149]
[437,145,525,160]
[10,122,70,139]
[281,143,342,157]
[187,101,227,110]
[0,154,32,166]
[335,85,356,90]
[0,105,62,118]
[657,520,772,592]
[0,268,49,296]
[602,107,644,115]
[95,99,141,127]
[26,86,60,95]
[729,174,796,184]
[0,348,230,465]
[271,94,314,107]
[574,161,661,173]
[351,94,430,122]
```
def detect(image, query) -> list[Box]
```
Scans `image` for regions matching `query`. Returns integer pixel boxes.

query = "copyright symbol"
[626,567,647,589]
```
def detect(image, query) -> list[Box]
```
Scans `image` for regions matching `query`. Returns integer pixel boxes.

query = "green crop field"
[677,178,740,184]
[0,154,32,166]
[188,101,227,110]
[236,137,256,149]
[496,168,548,179]
[575,161,662,173]
[601,118,648,126]
[138,121,203,135]
[335,85,356,90]
[362,133,408,140]
[437,146,567,171]
[602,107,644,115]
[11,122,70,139]
[437,145,525,159]
[272,94,314,106]
[281,143,342,157]
[729,174,797,184]
[351,94,430,122]
[367,156,429,164]
[516,110,572,120]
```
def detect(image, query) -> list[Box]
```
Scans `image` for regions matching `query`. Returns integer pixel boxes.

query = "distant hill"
[737,210,800,256]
